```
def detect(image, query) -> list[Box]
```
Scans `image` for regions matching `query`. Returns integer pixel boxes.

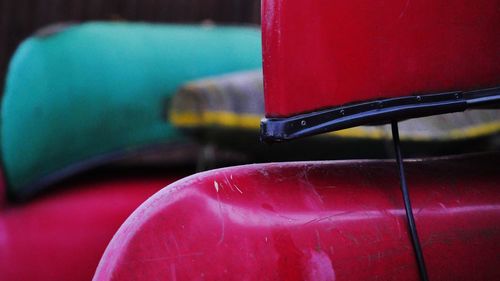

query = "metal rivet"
[416,96,422,102]
[300,120,307,126]
[340,109,345,116]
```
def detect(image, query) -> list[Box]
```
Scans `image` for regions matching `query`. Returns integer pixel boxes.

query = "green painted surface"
[1,22,262,197]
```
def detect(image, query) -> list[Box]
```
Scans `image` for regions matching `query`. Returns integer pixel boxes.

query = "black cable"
[391,121,429,281]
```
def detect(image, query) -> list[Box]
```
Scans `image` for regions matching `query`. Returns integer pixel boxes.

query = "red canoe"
[262,0,500,118]
[261,0,500,142]
[93,153,500,281]
[0,170,186,281]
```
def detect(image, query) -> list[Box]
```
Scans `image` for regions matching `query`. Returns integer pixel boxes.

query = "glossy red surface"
[262,0,500,117]
[94,153,500,281]
[0,170,184,281]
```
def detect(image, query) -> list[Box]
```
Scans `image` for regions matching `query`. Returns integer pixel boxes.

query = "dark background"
[0,0,261,92]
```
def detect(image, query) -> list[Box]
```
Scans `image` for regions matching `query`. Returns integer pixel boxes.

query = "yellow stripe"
[326,127,389,140]
[170,111,260,130]
[447,122,500,139]
[170,110,500,141]
[170,110,388,138]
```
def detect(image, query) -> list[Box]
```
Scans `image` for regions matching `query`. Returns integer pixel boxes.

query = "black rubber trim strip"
[261,87,500,143]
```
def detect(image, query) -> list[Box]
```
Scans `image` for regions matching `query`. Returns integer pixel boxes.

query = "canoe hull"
[94,153,500,280]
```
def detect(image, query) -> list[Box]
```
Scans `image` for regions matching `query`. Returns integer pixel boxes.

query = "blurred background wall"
[0,0,261,92]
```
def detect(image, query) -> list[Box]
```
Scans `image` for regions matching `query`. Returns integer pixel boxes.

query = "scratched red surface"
[94,153,500,281]
[0,171,184,281]
[262,0,500,117]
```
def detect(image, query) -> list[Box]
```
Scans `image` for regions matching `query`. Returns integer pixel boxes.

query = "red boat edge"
[93,153,500,281]
[262,0,500,142]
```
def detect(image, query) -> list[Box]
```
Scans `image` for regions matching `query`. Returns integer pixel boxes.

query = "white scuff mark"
[304,249,336,281]
[259,169,270,177]
[217,196,226,245]
[223,174,234,192]
[224,173,244,194]
[234,184,243,194]
[214,184,225,245]
[302,211,352,226]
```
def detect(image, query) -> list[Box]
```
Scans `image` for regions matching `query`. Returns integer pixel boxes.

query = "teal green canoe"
[1,22,262,199]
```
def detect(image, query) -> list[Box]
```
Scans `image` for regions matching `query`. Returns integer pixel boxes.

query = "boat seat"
[169,71,500,160]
